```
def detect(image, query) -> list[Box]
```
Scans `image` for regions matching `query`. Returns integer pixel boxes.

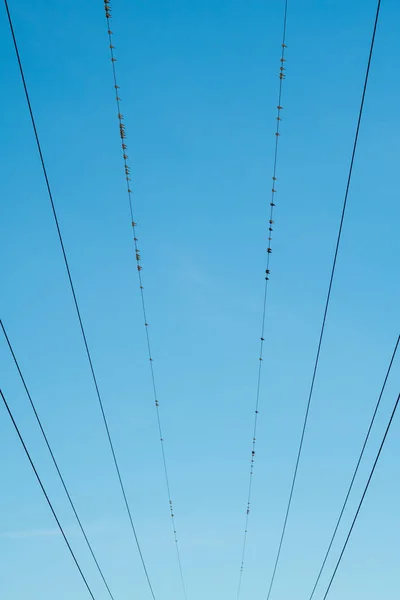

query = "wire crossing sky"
[0,389,97,600]
[265,1,383,597]
[102,1,188,597]
[306,334,399,600]
[0,319,116,600]
[1,1,399,599]
[3,0,156,597]
[321,389,400,600]
[236,1,288,597]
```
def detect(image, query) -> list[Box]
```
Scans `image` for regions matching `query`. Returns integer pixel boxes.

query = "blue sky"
[0,0,399,599]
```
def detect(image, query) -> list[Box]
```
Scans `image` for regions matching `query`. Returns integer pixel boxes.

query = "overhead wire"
[236,2,288,598]
[321,389,400,600]
[0,319,116,600]
[0,388,97,600]
[307,334,399,600]
[3,2,156,597]
[101,2,187,598]
[265,2,382,598]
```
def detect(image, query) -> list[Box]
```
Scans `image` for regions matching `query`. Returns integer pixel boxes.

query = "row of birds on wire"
[1,0,398,599]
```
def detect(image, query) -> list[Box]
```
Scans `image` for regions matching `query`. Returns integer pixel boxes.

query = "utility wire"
[102,2,187,598]
[0,388,97,600]
[307,334,399,600]
[321,390,400,600]
[3,2,156,597]
[265,2,382,598]
[236,2,288,598]
[0,319,116,600]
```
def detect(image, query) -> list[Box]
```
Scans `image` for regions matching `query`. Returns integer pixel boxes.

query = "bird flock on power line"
[1,0,398,599]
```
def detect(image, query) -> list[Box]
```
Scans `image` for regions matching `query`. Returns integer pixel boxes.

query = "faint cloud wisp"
[0,528,60,539]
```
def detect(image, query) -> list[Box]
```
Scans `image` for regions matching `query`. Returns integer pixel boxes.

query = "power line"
[0,319,116,600]
[265,2,382,598]
[0,388,97,600]
[307,334,399,600]
[102,2,187,598]
[3,2,156,597]
[236,2,288,598]
[321,389,400,600]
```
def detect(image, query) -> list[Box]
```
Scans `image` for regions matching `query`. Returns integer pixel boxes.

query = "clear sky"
[0,0,399,599]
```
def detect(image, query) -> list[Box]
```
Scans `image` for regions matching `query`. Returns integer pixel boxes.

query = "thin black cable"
[307,334,399,600]
[102,3,187,598]
[3,3,156,597]
[321,390,400,600]
[236,2,288,598]
[0,319,116,600]
[0,388,96,600]
[265,2,382,598]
